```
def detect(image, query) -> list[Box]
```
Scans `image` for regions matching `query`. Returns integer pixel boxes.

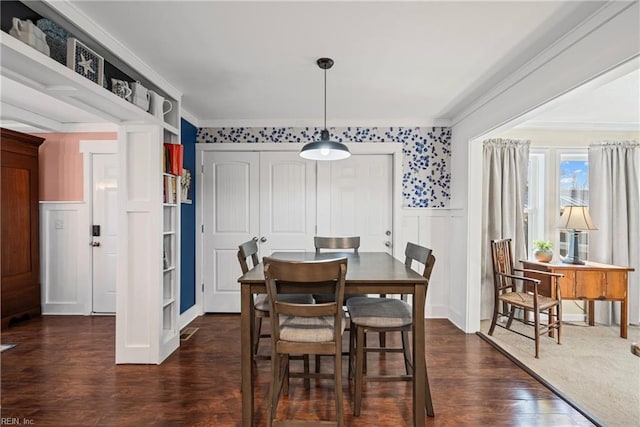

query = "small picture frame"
[66,38,104,86]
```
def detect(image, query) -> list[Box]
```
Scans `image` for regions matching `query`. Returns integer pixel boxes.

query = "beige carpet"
[480,320,640,427]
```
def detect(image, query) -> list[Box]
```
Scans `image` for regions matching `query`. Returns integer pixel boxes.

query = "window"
[525,149,589,259]
[558,152,589,259]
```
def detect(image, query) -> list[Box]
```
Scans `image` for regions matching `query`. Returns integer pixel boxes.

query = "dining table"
[238,251,432,427]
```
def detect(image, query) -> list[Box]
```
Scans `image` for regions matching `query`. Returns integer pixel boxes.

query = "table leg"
[621,298,628,338]
[588,301,595,326]
[241,286,254,427]
[413,284,427,426]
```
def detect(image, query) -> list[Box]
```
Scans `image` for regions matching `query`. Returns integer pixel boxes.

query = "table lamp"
[558,205,597,265]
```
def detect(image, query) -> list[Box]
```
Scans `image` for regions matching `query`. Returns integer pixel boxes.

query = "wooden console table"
[521,260,634,338]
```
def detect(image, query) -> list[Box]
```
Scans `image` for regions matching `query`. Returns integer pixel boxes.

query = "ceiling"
[1,1,638,132]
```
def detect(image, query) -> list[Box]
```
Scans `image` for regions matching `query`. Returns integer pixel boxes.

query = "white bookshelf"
[1,21,182,364]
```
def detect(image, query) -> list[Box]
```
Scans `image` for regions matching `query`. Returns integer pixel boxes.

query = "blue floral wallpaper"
[197,127,451,208]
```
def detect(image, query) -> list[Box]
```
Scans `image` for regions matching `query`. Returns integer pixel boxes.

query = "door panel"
[259,152,316,254]
[203,152,259,312]
[92,153,118,313]
[317,154,393,252]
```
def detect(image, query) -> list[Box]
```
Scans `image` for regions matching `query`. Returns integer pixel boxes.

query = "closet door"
[202,151,316,312]
[317,154,393,252]
[202,151,259,312]
[259,152,316,255]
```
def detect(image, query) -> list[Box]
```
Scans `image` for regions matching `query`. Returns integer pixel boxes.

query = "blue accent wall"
[180,118,197,313]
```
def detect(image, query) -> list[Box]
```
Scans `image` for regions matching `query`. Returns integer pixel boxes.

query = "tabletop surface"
[238,251,428,284]
[521,259,635,271]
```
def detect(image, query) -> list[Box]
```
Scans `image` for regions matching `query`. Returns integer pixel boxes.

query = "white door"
[259,152,317,254]
[91,153,118,313]
[202,151,317,312]
[317,154,393,252]
[203,151,260,312]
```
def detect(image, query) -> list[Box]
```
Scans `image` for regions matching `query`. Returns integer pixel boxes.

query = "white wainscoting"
[40,202,91,315]
[400,208,460,319]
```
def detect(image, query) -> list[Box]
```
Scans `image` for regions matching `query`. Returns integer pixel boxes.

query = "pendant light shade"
[300,58,351,161]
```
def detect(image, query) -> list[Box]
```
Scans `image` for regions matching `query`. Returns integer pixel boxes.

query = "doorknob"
[90,241,101,247]
[385,241,392,248]
[260,237,267,243]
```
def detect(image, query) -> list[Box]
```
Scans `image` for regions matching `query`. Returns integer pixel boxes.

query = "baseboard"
[179,304,200,330]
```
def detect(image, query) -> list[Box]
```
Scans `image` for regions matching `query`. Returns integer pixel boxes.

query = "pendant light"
[300,58,351,161]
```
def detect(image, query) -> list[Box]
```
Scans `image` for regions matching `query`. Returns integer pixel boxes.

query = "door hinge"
[202,283,204,292]
[201,224,204,233]
[201,164,204,173]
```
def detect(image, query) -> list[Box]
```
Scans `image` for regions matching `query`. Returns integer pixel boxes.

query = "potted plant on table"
[533,240,553,262]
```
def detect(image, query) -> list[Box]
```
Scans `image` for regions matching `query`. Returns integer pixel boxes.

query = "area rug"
[479,320,640,427]
[1,344,17,352]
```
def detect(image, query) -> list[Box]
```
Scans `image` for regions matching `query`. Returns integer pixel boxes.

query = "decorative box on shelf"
[67,38,104,86]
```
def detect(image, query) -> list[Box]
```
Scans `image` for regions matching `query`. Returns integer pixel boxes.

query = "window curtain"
[481,138,530,319]
[588,141,640,325]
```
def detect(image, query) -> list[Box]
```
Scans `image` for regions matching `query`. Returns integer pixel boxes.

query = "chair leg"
[335,345,344,427]
[534,312,540,359]
[253,316,263,356]
[354,325,365,416]
[315,354,321,373]
[424,356,434,417]
[506,306,517,329]
[401,330,412,375]
[557,304,562,345]
[267,353,284,427]
[303,354,310,390]
[488,303,499,335]
[348,325,355,380]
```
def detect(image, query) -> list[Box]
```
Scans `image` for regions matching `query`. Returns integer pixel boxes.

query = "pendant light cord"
[323,67,327,130]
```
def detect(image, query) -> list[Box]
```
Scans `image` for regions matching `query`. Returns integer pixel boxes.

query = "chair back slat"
[491,238,516,292]
[237,239,259,274]
[400,242,435,301]
[314,236,360,254]
[263,257,348,343]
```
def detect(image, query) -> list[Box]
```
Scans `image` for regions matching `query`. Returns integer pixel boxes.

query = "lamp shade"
[300,130,350,161]
[558,206,598,230]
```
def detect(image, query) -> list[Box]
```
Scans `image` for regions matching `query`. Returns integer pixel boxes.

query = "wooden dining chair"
[346,242,435,417]
[313,236,363,372]
[263,256,348,427]
[488,238,563,358]
[314,236,360,254]
[237,239,313,361]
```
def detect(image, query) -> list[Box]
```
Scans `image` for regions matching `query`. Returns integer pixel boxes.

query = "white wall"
[450,1,640,332]
[40,202,91,314]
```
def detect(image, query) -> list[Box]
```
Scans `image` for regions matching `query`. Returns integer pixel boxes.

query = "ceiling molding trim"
[181,108,200,128]
[514,121,640,132]
[450,1,638,127]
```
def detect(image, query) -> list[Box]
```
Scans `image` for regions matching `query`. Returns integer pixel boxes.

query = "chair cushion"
[279,313,346,342]
[347,297,412,328]
[254,294,314,312]
[313,294,366,304]
[499,292,558,310]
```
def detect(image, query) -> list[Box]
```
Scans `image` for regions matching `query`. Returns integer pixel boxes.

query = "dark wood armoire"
[1,128,45,329]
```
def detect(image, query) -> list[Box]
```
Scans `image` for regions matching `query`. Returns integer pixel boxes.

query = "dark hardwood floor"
[1,315,593,426]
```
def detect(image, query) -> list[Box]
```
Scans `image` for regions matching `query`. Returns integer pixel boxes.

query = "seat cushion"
[499,292,558,310]
[254,294,314,312]
[279,313,346,342]
[347,297,412,328]
[313,293,366,304]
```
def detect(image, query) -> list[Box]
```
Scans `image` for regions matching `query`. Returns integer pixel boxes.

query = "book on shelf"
[163,143,183,176]
[164,175,177,204]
